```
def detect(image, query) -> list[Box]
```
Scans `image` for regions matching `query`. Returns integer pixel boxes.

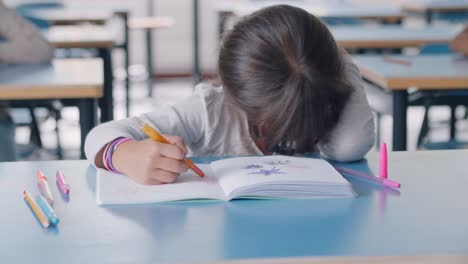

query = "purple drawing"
[245,164,263,169]
[248,166,287,176]
[265,160,291,165]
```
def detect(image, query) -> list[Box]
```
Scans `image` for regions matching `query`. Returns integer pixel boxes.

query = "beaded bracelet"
[102,137,133,173]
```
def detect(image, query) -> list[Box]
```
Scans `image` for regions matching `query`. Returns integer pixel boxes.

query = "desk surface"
[353,54,468,90]
[31,9,112,25]
[45,25,115,49]
[1,150,468,263]
[332,25,462,49]
[216,1,404,20]
[402,0,468,12]
[0,59,103,100]
[128,16,175,30]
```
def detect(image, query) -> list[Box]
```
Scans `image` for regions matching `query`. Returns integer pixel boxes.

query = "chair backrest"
[17,14,51,29]
[15,2,64,29]
[433,11,468,23]
[322,17,363,26]
[419,43,453,55]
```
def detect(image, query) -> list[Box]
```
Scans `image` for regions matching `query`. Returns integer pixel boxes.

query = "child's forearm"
[94,144,106,169]
[451,27,468,55]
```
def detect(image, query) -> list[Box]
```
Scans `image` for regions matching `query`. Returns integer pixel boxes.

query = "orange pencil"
[23,190,50,228]
[136,118,205,177]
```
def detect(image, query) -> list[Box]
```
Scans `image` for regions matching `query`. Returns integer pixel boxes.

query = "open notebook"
[96,156,356,205]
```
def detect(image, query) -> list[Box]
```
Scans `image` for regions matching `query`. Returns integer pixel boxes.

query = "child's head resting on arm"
[218,5,352,154]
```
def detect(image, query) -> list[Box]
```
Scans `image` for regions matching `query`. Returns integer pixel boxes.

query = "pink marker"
[379,143,388,179]
[56,170,70,195]
[335,166,401,189]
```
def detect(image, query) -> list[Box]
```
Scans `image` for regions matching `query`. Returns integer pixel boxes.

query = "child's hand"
[111,135,189,185]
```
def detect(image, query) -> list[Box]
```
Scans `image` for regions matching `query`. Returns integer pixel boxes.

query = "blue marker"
[37,195,59,225]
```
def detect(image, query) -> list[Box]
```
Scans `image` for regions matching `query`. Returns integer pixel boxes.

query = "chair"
[15,2,64,29]
[10,101,64,159]
[11,2,65,159]
[322,17,363,26]
[433,11,468,23]
[416,44,468,148]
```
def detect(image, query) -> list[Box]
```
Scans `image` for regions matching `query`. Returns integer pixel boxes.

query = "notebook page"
[96,164,226,205]
[210,156,351,198]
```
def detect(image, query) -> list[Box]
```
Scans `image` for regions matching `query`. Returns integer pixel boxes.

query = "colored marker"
[335,166,401,189]
[37,195,60,225]
[23,191,50,228]
[56,170,70,195]
[380,143,388,179]
[135,118,205,177]
[37,170,54,205]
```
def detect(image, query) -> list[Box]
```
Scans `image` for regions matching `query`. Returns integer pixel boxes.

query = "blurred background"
[1,0,468,160]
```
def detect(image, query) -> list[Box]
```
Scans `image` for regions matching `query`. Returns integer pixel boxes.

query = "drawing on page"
[265,160,291,165]
[245,164,264,169]
[248,166,287,176]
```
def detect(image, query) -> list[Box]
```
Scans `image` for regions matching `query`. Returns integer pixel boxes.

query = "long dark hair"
[218,5,352,153]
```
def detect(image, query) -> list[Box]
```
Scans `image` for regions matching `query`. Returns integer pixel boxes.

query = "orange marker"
[137,119,205,177]
[23,191,50,228]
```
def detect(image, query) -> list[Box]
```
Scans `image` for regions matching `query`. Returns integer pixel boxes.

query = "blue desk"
[1,150,468,263]
[0,59,103,158]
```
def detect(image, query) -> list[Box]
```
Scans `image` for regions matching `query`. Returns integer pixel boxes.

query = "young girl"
[85,5,375,185]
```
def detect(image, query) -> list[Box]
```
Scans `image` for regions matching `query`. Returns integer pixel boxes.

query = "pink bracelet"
[102,137,133,173]
[102,142,112,171]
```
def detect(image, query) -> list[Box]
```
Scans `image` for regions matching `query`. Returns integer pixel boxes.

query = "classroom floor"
[16,77,468,161]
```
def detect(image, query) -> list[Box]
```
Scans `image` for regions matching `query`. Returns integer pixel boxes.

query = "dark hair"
[218,5,352,153]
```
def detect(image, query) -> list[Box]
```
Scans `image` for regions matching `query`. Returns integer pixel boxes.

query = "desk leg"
[98,48,114,122]
[392,90,408,151]
[123,12,130,117]
[79,99,97,159]
[425,10,433,24]
[193,0,201,85]
[218,11,228,42]
[146,29,154,97]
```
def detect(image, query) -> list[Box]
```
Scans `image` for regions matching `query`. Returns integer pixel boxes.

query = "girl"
[85,5,375,185]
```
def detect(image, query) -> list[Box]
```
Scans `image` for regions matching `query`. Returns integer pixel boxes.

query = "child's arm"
[450,26,468,56]
[0,2,54,64]
[317,55,375,162]
[85,90,206,184]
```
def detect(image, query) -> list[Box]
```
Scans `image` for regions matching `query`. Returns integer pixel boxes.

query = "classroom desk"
[205,1,405,87]
[402,0,468,23]
[32,7,131,117]
[0,59,103,158]
[215,1,405,39]
[31,9,112,25]
[1,150,468,263]
[352,54,468,151]
[45,25,114,49]
[331,25,463,49]
[45,25,115,122]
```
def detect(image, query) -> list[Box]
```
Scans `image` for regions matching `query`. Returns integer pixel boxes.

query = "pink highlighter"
[56,171,70,195]
[379,143,388,179]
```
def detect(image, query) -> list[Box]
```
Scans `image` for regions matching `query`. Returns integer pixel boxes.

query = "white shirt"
[85,56,375,164]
